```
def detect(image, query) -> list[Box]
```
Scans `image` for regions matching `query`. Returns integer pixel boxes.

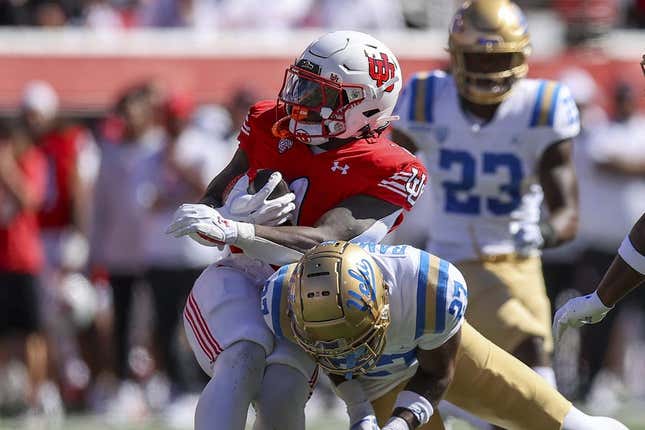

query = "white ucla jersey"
[261,243,467,400]
[393,71,580,262]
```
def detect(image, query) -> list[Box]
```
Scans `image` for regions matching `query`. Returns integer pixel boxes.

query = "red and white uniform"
[184,100,427,376]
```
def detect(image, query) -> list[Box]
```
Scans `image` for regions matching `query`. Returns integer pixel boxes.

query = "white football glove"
[166,203,250,247]
[220,172,295,226]
[552,291,613,344]
[509,220,544,256]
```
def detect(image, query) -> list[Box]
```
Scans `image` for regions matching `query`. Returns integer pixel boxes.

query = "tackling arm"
[167,191,404,266]
[253,194,402,253]
[596,213,645,306]
[538,139,578,247]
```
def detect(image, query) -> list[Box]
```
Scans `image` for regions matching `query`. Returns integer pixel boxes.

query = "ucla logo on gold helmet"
[346,259,378,311]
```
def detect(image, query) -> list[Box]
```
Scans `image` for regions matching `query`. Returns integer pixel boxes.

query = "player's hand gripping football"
[166,204,243,247]
[220,172,295,226]
[552,291,613,344]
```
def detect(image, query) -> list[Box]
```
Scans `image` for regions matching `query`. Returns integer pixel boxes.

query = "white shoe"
[162,393,199,429]
[103,380,150,425]
[585,371,627,416]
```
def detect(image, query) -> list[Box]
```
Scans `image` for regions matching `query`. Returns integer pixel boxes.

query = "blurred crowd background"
[0,0,643,429]
[0,0,644,32]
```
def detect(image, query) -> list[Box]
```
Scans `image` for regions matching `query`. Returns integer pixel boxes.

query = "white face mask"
[288,119,329,146]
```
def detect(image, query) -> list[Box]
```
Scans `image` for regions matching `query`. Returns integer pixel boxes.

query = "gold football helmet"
[288,241,390,377]
[448,0,531,104]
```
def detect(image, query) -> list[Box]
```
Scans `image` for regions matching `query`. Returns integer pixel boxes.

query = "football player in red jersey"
[166,31,427,430]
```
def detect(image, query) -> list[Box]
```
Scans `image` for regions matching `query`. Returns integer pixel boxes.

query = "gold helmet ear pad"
[448,0,531,104]
[288,241,390,376]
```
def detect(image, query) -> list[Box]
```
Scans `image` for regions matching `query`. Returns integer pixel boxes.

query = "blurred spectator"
[0,119,62,418]
[554,0,619,46]
[20,80,101,408]
[226,88,257,138]
[578,82,645,251]
[140,90,230,400]
[624,0,645,28]
[90,82,164,405]
[83,0,127,29]
[303,0,405,29]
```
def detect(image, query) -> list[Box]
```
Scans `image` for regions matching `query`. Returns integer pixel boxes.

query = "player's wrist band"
[590,290,613,310]
[539,221,558,248]
[235,222,256,244]
[384,416,411,430]
[393,390,434,427]
[618,235,645,275]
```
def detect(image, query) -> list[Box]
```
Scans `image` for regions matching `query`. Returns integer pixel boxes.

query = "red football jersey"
[38,125,88,229]
[237,100,427,229]
[0,146,46,273]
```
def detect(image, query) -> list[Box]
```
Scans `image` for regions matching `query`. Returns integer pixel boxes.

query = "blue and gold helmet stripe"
[272,265,291,339]
[530,81,561,127]
[415,251,443,338]
[408,73,435,123]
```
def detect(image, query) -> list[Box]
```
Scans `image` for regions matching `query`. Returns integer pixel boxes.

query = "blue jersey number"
[439,149,523,216]
[447,280,467,320]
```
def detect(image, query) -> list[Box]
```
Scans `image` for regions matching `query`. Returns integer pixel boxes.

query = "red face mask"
[274,65,366,144]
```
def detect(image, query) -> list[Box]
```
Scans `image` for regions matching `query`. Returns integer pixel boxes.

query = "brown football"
[248,169,290,200]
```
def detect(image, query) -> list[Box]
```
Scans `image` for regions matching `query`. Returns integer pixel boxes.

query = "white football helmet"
[274,30,402,146]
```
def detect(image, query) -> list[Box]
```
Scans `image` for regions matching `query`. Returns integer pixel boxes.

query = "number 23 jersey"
[393,71,580,262]
[261,243,467,400]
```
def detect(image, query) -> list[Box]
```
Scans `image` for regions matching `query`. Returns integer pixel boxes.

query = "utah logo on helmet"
[448,0,532,105]
[288,241,390,377]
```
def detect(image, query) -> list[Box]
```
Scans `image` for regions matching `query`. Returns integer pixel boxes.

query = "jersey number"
[448,280,467,320]
[439,149,523,216]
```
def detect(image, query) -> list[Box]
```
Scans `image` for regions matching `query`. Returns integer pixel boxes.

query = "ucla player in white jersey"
[261,241,628,430]
[391,0,580,389]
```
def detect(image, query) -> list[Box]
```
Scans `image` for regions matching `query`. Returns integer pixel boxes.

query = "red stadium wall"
[1,53,642,112]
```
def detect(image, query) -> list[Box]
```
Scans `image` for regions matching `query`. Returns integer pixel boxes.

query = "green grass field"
[0,410,643,430]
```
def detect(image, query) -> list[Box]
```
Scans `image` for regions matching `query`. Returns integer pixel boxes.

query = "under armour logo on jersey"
[366,52,396,92]
[331,161,350,175]
[277,138,293,154]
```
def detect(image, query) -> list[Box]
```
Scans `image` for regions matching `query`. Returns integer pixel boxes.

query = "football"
[248,169,290,200]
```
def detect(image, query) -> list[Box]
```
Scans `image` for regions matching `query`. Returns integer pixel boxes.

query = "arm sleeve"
[417,258,467,351]
[531,83,581,158]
